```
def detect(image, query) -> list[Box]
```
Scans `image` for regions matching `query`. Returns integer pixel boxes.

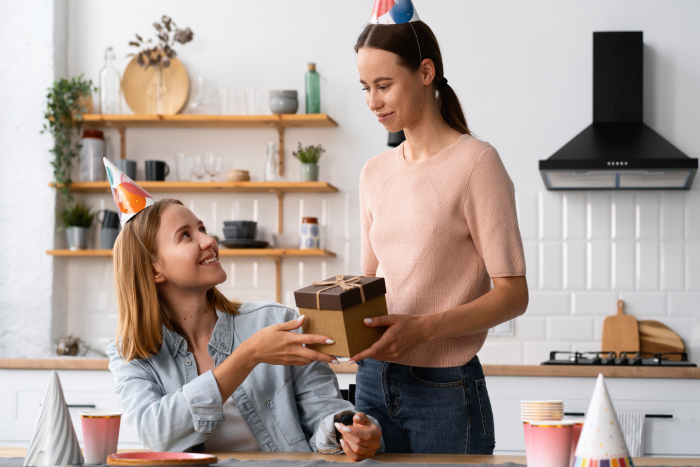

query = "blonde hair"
[113,199,239,362]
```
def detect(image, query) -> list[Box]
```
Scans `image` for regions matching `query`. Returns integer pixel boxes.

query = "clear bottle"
[305,63,320,114]
[265,141,279,182]
[99,47,122,114]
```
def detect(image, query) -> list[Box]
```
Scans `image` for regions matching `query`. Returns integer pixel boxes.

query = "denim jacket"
[107,302,383,453]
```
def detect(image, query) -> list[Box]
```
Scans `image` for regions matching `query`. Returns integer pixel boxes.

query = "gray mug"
[115,159,137,180]
[100,227,121,250]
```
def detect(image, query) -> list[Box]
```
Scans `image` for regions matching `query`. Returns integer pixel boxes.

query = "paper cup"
[567,419,585,466]
[80,412,121,465]
[528,420,575,467]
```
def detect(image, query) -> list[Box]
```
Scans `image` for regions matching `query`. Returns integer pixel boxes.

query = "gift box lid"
[294,275,386,311]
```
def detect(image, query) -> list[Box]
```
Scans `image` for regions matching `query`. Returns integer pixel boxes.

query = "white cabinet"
[0,369,143,449]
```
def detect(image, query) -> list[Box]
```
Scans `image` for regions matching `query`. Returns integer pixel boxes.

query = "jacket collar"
[162,308,234,357]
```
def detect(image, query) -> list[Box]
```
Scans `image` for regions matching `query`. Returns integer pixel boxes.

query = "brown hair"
[355,21,470,135]
[113,198,239,362]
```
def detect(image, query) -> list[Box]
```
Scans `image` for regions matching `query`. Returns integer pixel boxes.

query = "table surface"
[1,448,699,465]
[2,359,699,378]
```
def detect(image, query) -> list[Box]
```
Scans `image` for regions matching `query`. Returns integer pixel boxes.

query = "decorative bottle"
[265,141,279,182]
[305,63,320,114]
[99,47,122,114]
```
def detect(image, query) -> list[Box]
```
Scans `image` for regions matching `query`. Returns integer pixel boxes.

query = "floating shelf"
[50,181,339,194]
[47,249,335,258]
[80,113,338,129]
[80,114,338,175]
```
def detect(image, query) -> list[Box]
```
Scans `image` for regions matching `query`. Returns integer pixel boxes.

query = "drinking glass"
[192,156,207,181]
[245,89,263,115]
[175,153,193,181]
[204,153,222,182]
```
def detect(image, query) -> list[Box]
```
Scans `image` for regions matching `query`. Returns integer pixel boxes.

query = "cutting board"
[638,319,685,360]
[601,299,640,355]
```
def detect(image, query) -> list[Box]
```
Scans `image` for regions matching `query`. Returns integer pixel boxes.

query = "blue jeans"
[355,356,496,454]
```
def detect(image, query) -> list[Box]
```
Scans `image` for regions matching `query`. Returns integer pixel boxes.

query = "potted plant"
[59,202,95,250]
[292,142,326,182]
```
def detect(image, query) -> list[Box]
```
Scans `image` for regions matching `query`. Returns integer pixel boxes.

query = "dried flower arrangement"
[128,15,194,69]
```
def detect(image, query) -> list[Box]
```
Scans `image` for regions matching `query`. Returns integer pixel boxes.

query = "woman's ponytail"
[355,21,470,136]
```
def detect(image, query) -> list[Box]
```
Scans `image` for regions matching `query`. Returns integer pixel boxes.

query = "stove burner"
[541,351,696,367]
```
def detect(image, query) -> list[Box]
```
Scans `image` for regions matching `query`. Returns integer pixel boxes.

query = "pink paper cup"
[529,421,574,467]
[569,421,585,466]
[80,412,122,465]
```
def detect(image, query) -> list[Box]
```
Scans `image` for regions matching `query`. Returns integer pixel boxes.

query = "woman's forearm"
[212,341,259,401]
[423,276,528,341]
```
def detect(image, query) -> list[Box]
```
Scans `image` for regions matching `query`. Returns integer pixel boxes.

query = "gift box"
[294,275,388,357]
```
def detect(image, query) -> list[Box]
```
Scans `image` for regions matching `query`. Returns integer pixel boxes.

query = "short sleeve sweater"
[359,134,526,368]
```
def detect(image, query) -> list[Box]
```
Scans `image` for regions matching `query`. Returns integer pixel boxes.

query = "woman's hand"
[349,314,430,363]
[336,413,382,461]
[241,316,339,366]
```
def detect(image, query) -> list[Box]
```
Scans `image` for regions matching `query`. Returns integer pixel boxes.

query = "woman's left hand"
[349,313,429,363]
[335,413,382,461]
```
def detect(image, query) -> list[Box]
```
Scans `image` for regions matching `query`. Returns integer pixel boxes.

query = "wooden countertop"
[1,359,699,378]
[0,448,698,465]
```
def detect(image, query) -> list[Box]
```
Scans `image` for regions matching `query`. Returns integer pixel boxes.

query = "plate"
[122,57,189,115]
[220,239,269,249]
[106,452,217,466]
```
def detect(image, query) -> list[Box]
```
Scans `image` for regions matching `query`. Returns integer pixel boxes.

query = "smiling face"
[151,203,226,293]
[357,47,434,133]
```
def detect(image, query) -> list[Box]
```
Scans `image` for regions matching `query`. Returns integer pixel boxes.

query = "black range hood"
[539,32,697,190]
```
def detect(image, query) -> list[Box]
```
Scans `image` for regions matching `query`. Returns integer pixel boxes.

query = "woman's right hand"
[242,316,339,366]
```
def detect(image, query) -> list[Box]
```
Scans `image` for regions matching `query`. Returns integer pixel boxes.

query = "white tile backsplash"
[587,192,611,240]
[636,241,660,290]
[62,187,700,366]
[539,242,563,289]
[636,191,661,240]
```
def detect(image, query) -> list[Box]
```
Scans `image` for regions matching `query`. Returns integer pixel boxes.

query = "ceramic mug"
[80,412,122,465]
[145,160,170,181]
[115,159,137,180]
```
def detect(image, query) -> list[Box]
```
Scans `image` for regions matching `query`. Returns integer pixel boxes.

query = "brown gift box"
[294,275,388,357]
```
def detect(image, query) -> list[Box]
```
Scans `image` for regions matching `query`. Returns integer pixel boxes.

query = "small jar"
[80,129,106,182]
[300,217,320,249]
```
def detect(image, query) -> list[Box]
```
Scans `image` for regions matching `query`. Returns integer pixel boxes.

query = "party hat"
[104,158,156,227]
[24,371,84,467]
[573,374,633,467]
[370,0,420,24]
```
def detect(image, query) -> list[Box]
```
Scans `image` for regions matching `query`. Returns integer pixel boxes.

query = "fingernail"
[347,359,356,364]
[296,315,305,322]
[342,425,352,433]
[325,339,335,344]
[331,359,340,365]
[335,422,342,431]
[340,439,346,447]
[364,318,372,324]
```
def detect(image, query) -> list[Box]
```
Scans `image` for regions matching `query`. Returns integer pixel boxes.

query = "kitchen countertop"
[1,358,699,378]
[0,448,699,465]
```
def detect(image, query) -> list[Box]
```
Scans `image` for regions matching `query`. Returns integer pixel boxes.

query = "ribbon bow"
[312,275,365,310]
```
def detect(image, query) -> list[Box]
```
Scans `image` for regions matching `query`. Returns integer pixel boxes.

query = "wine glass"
[204,153,222,182]
[192,155,206,181]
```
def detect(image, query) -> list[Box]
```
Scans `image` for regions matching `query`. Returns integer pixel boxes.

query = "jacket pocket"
[266,378,307,446]
[475,379,496,440]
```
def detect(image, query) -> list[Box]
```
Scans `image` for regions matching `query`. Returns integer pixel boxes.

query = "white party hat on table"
[572,374,633,467]
[24,371,84,467]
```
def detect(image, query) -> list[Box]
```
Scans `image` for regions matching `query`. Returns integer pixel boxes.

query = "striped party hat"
[572,374,633,467]
[24,371,84,467]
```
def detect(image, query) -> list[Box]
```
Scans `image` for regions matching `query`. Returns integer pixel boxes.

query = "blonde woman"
[107,199,382,459]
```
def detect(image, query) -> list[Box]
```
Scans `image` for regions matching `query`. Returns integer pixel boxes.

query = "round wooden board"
[123,57,189,115]
[107,452,217,466]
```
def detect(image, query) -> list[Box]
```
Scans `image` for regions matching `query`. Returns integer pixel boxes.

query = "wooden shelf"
[47,248,335,258]
[80,113,338,129]
[50,181,338,194]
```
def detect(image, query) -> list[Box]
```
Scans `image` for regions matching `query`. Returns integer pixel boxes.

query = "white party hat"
[370,0,420,24]
[573,374,633,467]
[24,371,84,467]
[103,157,156,227]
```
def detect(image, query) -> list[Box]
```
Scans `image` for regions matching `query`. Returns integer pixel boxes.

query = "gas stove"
[541,351,697,367]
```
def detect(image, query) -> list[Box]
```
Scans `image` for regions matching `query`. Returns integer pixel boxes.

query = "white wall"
[4,0,700,361]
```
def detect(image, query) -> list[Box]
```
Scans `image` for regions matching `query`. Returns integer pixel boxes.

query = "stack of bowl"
[220,221,268,249]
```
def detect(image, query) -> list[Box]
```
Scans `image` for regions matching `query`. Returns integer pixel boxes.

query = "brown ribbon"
[312,275,365,310]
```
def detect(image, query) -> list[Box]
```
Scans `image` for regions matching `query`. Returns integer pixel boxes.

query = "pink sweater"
[360,134,526,367]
